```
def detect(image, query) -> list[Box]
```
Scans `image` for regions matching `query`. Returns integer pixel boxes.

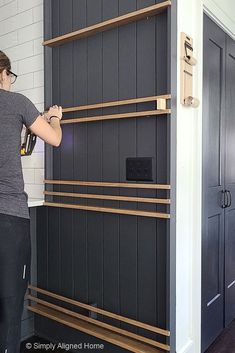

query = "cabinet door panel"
[225,35,235,326]
[202,14,226,352]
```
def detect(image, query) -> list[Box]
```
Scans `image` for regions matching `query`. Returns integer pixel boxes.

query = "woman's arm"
[28,106,63,147]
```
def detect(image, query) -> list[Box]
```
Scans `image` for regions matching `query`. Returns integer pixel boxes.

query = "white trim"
[28,198,44,207]
[176,1,203,353]
[177,339,194,353]
[203,0,235,39]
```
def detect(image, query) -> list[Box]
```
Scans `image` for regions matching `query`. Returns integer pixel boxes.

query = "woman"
[0,50,62,353]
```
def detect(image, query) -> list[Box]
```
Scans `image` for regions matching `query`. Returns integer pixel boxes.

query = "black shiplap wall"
[35,0,173,351]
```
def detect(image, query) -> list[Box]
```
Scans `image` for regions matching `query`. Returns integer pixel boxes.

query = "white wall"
[0,0,44,201]
[176,1,235,353]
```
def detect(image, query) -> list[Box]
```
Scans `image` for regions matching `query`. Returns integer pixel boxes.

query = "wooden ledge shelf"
[44,180,171,190]
[27,303,165,353]
[44,191,171,205]
[27,295,169,351]
[62,95,171,113]
[28,285,170,337]
[43,201,170,219]
[27,285,170,353]
[43,1,171,47]
[60,109,171,125]
[60,95,171,124]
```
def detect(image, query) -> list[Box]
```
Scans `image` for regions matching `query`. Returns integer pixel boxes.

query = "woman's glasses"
[7,69,18,84]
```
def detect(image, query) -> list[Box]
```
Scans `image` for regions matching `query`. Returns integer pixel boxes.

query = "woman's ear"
[0,69,6,82]
[0,69,9,85]
[2,69,7,80]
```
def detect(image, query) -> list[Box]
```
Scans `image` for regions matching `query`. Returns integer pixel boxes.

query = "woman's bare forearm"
[49,117,62,146]
[29,105,63,147]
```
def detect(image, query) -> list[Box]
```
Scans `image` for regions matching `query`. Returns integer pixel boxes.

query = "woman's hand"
[45,105,63,122]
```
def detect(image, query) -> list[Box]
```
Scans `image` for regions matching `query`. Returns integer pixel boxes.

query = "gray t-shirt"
[0,88,40,219]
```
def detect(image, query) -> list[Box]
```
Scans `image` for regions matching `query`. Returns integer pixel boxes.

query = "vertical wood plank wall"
[35,0,171,351]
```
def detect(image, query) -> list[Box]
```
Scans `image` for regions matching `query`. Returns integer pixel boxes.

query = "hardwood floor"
[205,320,235,353]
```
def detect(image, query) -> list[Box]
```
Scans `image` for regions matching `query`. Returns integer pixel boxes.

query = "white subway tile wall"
[0,0,44,200]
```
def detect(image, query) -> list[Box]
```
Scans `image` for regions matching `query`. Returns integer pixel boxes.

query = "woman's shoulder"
[1,91,39,118]
[0,90,24,112]
[7,91,38,113]
[1,90,28,104]
[9,91,31,104]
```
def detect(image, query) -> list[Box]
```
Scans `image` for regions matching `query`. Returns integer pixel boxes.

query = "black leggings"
[0,213,31,353]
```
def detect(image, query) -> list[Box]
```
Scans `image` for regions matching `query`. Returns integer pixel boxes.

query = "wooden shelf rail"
[43,1,171,47]
[27,285,170,353]
[27,303,165,353]
[60,94,171,124]
[43,202,170,219]
[28,285,169,336]
[62,94,171,113]
[60,108,171,125]
[44,191,171,205]
[44,180,171,190]
[44,180,171,218]
[27,297,169,351]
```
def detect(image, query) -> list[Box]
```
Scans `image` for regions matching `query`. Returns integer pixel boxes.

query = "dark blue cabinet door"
[225,35,235,327]
[202,15,235,352]
[202,14,226,352]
